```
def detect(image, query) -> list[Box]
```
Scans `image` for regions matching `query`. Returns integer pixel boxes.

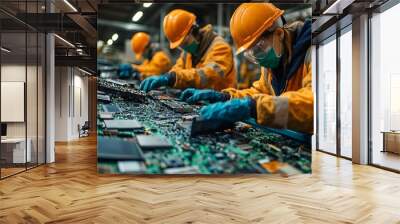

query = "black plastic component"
[190,117,235,136]
[97,78,147,102]
[98,136,144,161]
[160,100,193,113]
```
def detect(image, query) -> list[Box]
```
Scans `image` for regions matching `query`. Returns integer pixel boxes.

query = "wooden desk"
[381,131,400,154]
[1,138,32,163]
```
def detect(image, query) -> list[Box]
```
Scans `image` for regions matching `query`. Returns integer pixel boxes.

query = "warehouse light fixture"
[97,40,105,48]
[107,39,113,45]
[132,11,143,22]
[112,33,119,41]
[63,0,78,12]
[1,47,11,53]
[143,3,152,8]
[54,34,75,48]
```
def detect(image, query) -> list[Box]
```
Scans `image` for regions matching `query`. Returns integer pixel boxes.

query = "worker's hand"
[180,89,230,104]
[132,72,142,80]
[199,97,255,124]
[139,73,174,92]
[118,63,137,78]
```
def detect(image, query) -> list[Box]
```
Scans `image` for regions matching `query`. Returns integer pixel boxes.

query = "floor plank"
[0,135,399,224]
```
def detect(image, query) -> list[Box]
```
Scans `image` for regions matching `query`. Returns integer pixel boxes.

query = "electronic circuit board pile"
[97,77,311,175]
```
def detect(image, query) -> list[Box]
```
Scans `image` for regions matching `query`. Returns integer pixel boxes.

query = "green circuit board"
[97,78,311,175]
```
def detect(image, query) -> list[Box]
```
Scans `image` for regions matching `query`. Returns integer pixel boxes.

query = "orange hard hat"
[230,3,284,55]
[131,32,150,59]
[163,9,196,49]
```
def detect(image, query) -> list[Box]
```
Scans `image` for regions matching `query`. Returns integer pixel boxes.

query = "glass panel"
[27,31,38,169]
[1,31,27,177]
[339,29,352,158]
[317,36,337,154]
[38,32,45,165]
[26,0,38,169]
[371,3,400,171]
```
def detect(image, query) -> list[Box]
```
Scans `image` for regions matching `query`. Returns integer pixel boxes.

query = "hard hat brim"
[169,34,187,49]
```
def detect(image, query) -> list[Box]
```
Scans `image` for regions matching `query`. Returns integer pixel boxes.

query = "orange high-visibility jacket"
[133,50,172,79]
[170,25,236,90]
[223,21,313,133]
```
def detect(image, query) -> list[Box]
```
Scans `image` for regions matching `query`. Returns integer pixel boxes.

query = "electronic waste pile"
[96,77,311,175]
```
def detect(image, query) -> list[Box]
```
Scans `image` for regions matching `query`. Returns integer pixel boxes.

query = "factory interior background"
[0,0,400,222]
[97,3,313,175]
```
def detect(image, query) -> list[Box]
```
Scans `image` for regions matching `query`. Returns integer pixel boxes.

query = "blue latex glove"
[132,72,141,80]
[199,97,256,124]
[118,63,136,78]
[180,88,230,104]
[139,73,174,92]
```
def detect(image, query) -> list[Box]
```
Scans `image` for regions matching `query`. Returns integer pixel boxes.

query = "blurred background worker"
[118,32,172,80]
[139,9,236,92]
[182,3,313,133]
[237,55,261,89]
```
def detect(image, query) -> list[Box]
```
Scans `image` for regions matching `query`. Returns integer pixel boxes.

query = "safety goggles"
[179,32,195,49]
[243,29,282,64]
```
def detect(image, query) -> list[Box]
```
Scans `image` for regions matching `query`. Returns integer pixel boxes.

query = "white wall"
[54,67,89,141]
[1,65,28,138]
[1,63,46,164]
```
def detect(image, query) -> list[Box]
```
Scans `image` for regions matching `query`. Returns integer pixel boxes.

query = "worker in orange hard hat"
[181,3,313,133]
[139,9,236,92]
[118,32,172,80]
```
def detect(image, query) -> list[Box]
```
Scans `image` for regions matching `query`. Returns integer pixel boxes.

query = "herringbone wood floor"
[1,135,400,224]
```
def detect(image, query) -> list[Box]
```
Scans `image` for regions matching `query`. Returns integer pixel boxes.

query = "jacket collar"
[190,24,217,66]
[270,19,311,95]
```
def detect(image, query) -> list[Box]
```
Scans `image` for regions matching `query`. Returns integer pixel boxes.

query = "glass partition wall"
[0,1,46,179]
[339,27,352,159]
[317,35,337,155]
[370,2,400,172]
[316,25,353,159]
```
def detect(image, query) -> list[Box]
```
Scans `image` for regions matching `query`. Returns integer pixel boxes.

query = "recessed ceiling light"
[78,67,92,76]
[63,0,78,12]
[54,34,75,48]
[107,39,113,45]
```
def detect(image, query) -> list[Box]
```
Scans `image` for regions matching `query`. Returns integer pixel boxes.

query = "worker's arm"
[222,68,270,98]
[170,52,186,71]
[251,56,313,134]
[171,42,235,91]
[134,51,172,79]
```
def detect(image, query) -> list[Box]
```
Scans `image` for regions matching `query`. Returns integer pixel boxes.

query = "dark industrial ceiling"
[0,0,393,72]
